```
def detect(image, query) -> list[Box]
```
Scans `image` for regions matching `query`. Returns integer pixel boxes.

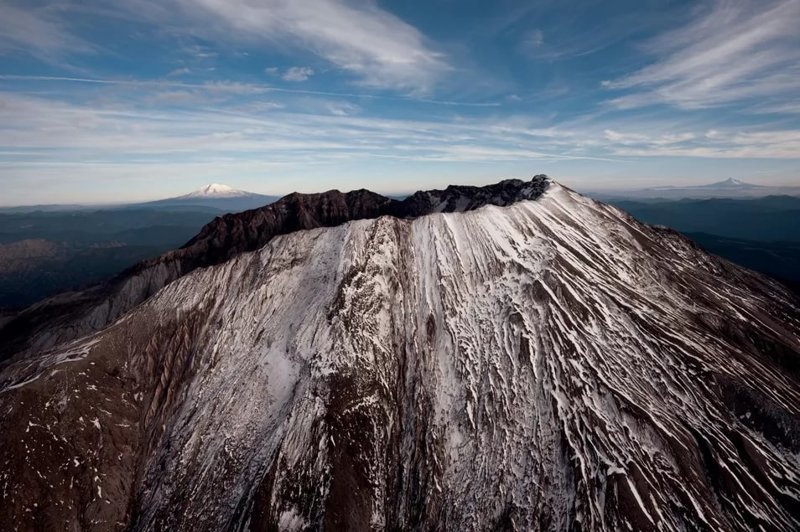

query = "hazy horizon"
[2,175,800,208]
[1,0,799,205]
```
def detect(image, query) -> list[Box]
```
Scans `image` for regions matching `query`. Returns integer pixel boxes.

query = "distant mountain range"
[647,178,761,190]
[0,184,279,213]
[588,178,800,200]
[610,195,800,242]
[607,195,800,290]
[0,185,279,309]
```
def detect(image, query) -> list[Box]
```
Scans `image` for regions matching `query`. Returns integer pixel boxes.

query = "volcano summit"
[0,176,798,530]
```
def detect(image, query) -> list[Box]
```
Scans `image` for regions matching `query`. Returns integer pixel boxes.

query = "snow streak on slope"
[0,183,799,530]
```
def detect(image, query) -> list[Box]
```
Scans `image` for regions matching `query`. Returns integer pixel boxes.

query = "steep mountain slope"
[1,178,799,530]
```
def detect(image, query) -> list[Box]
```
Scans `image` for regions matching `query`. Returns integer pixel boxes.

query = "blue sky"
[0,0,799,205]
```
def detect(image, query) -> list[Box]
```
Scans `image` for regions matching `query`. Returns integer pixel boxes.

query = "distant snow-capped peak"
[703,177,769,189]
[185,184,251,198]
[712,178,749,187]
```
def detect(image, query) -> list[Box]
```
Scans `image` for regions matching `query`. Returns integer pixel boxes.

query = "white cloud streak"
[179,0,448,91]
[0,75,500,107]
[0,90,583,161]
[0,2,94,59]
[602,127,800,158]
[281,67,314,82]
[1,85,798,204]
[604,0,800,109]
[1,85,798,185]
[0,1,447,92]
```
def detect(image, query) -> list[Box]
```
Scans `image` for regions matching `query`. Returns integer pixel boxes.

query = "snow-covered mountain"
[140,183,279,212]
[181,183,253,198]
[701,177,758,188]
[1,176,799,530]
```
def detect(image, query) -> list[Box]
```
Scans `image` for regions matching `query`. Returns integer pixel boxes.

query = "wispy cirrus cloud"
[0,2,94,59]
[0,84,601,203]
[1,1,448,92]
[2,83,799,175]
[0,89,579,161]
[0,74,500,107]
[519,27,615,61]
[177,0,448,92]
[2,80,799,204]
[602,127,800,159]
[603,0,800,110]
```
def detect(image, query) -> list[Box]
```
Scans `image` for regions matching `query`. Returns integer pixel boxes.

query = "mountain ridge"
[0,176,550,361]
